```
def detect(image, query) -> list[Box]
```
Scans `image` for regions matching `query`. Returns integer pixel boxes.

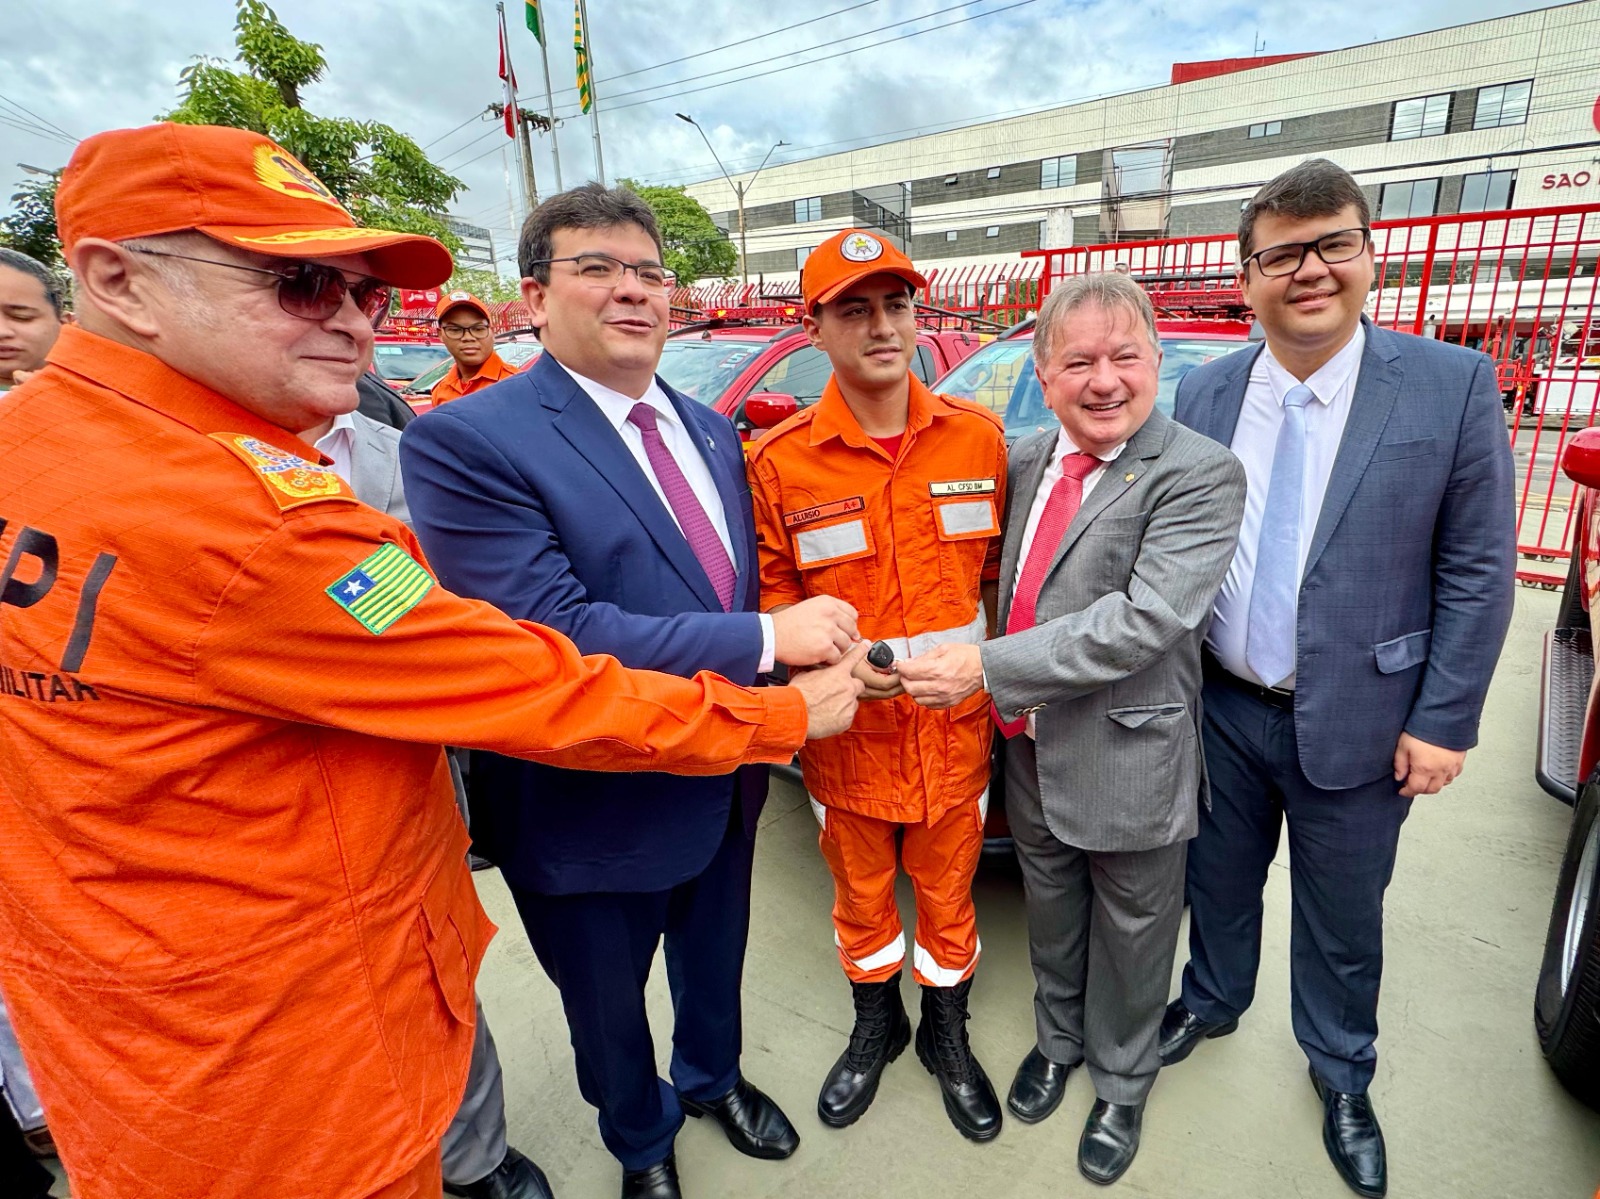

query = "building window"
[1459,170,1515,213]
[1040,155,1076,189]
[1112,145,1166,195]
[793,196,822,223]
[1474,80,1532,130]
[1379,178,1440,219]
[945,230,959,242]
[944,174,958,186]
[1248,121,1283,138]
[986,167,1001,179]
[1390,93,1451,141]
[985,226,1000,238]
[796,246,814,269]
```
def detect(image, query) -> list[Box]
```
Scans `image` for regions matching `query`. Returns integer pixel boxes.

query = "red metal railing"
[1027,204,1600,587]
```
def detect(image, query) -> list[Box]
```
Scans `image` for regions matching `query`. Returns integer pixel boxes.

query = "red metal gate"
[1026,203,1600,587]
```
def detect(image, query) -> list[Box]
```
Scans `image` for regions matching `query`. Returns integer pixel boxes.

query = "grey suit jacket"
[347,411,409,525]
[981,409,1247,852]
[1175,319,1516,790]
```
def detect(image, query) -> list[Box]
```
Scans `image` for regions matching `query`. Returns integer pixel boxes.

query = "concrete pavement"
[469,586,1600,1199]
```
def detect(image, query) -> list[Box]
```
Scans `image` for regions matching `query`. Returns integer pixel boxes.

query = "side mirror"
[1562,427,1600,488]
[745,392,799,429]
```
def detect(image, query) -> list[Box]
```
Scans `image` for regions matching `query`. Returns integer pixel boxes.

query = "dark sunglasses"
[127,247,394,327]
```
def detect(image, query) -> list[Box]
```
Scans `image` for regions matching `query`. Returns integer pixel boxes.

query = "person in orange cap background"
[747,228,1008,1144]
[0,122,867,1199]
[431,289,516,405]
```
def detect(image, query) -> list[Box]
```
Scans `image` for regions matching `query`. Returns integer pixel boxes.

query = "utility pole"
[676,114,786,286]
[517,108,553,212]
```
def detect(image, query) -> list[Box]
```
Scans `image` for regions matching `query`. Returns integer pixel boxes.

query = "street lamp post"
[676,114,786,287]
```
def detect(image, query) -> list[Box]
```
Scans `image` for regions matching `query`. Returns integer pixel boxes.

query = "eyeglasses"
[1242,227,1371,278]
[528,254,677,291]
[127,247,394,327]
[439,321,492,339]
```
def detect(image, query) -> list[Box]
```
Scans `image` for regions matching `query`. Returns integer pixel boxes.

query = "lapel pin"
[1124,472,1136,482]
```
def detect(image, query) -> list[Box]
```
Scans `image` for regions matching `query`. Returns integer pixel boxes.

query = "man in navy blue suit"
[400,185,861,1199]
[1161,159,1516,1199]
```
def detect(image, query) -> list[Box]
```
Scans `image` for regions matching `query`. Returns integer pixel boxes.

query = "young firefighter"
[747,229,1008,1143]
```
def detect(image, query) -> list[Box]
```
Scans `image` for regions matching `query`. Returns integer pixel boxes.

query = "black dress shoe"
[681,1076,799,1160]
[1078,1098,1143,1186]
[818,972,911,1128]
[1157,998,1239,1065]
[1309,1066,1387,1198]
[444,1147,554,1199]
[621,1153,681,1199]
[1006,1046,1072,1124]
[914,980,1002,1142]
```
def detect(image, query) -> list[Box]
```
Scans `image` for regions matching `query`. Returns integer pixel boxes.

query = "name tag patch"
[783,496,865,529]
[929,478,996,497]
[937,499,998,537]
[327,543,434,635]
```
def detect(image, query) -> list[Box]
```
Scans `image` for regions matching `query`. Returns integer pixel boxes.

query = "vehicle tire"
[1534,775,1600,1110]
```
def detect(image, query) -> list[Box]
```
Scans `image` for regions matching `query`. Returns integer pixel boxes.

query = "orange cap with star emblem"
[54,123,453,288]
[800,228,927,311]
[434,290,491,323]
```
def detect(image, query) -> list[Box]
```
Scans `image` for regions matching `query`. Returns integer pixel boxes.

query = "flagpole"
[536,10,563,192]
[497,2,537,218]
[576,0,606,185]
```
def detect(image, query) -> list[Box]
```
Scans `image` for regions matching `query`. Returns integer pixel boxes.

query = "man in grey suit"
[299,406,552,1199]
[897,273,1246,1185]
[1160,159,1516,1199]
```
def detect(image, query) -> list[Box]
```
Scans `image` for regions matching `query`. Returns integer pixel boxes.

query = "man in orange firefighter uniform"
[429,289,517,405]
[748,229,1009,1142]
[0,122,866,1199]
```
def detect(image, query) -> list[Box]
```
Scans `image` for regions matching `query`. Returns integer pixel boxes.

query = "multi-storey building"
[444,216,498,274]
[680,1,1600,283]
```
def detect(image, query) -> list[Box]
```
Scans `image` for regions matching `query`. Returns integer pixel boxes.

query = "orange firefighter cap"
[435,290,491,323]
[55,123,454,289]
[801,228,927,311]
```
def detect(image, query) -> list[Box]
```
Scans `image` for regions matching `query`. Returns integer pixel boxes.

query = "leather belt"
[1202,652,1295,710]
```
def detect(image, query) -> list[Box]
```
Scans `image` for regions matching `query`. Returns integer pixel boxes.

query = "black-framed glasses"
[439,321,492,339]
[528,253,677,291]
[127,247,394,327]
[1242,227,1371,278]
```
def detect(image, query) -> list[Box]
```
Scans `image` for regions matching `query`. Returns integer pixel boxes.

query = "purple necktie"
[628,401,736,612]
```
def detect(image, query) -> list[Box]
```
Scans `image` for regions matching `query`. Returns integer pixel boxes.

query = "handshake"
[775,597,989,740]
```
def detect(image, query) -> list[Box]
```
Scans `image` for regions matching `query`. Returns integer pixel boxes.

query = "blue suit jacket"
[399,351,769,895]
[1175,319,1517,790]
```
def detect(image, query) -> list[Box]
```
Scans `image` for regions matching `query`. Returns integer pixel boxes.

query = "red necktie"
[993,452,1102,738]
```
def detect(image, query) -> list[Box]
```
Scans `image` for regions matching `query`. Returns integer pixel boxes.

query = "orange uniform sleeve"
[194,510,807,773]
[748,451,809,611]
[982,427,1009,585]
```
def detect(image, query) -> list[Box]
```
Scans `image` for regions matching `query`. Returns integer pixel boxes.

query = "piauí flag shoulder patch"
[326,543,434,635]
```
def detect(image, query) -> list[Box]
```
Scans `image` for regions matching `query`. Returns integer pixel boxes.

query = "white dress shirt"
[556,360,775,671]
[1207,323,1366,689]
[313,410,357,484]
[1008,428,1128,737]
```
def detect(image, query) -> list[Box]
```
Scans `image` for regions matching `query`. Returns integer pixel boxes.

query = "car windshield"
[405,341,543,394]
[937,335,1244,438]
[372,342,451,381]
[657,338,770,405]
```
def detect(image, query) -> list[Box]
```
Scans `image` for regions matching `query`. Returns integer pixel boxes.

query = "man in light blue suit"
[1160,159,1515,1199]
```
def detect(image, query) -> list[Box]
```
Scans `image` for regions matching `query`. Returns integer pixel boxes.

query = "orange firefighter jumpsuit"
[429,347,518,405]
[0,327,807,1199]
[749,374,1006,988]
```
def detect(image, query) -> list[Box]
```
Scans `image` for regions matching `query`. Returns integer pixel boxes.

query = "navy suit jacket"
[399,351,769,895]
[1175,319,1517,791]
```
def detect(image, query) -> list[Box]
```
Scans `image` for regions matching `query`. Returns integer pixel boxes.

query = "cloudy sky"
[2,0,1561,270]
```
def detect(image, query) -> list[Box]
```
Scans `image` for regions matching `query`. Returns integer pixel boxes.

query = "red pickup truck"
[1532,429,1600,1111]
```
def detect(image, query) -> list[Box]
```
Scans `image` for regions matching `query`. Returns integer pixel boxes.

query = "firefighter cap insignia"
[840,233,884,262]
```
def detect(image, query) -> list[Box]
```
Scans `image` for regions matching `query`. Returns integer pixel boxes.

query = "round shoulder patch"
[840,233,884,263]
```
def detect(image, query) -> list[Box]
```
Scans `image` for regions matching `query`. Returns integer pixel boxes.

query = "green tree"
[621,179,737,287]
[162,0,463,249]
[445,267,522,304]
[0,173,63,269]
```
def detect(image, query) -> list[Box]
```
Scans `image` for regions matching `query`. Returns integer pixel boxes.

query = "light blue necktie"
[1246,383,1315,688]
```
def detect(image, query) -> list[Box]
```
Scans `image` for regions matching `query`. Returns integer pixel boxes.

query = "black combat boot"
[915,978,1002,1142]
[817,972,911,1127]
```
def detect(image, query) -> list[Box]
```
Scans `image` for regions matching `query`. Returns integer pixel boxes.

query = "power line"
[0,114,74,148]
[0,93,77,143]
[435,124,509,169]
[421,111,490,152]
